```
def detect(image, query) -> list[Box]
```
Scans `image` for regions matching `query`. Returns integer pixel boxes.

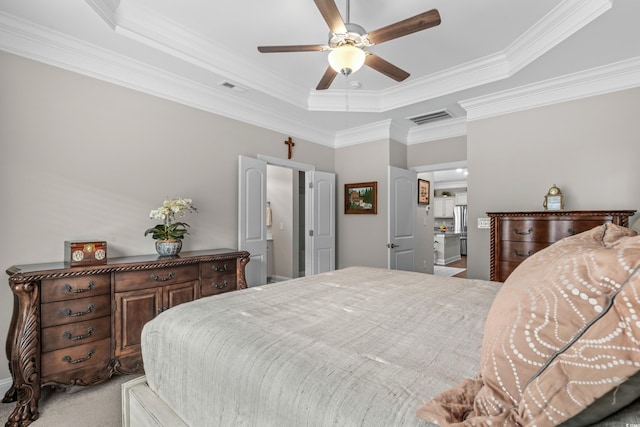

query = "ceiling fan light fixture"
[328,45,365,76]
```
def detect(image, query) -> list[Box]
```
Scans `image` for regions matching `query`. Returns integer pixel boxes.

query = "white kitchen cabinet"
[434,233,461,265]
[433,197,454,218]
[454,192,467,205]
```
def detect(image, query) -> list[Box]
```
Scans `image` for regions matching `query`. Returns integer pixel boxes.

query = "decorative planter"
[155,240,182,256]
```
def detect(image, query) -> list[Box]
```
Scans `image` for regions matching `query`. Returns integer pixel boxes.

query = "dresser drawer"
[201,259,237,279]
[201,273,237,297]
[41,274,111,303]
[498,261,520,283]
[115,264,198,292]
[499,220,553,242]
[41,337,111,377]
[41,294,111,327]
[499,241,550,263]
[41,316,111,353]
[549,220,610,241]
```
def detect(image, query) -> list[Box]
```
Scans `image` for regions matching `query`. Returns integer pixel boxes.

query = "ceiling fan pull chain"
[345,74,350,112]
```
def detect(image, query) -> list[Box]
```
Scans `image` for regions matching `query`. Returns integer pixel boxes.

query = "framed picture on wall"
[344,182,377,214]
[418,179,430,205]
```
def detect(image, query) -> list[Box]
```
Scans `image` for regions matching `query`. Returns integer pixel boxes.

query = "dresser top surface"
[487,210,636,217]
[6,248,248,279]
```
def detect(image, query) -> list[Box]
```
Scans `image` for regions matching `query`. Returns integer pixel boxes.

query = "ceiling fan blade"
[367,9,441,45]
[316,66,338,90]
[258,45,326,53]
[365,54,410,82]
[313,0,347,34]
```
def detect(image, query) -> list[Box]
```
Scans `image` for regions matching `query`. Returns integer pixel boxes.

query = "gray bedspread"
[141,267,501,426]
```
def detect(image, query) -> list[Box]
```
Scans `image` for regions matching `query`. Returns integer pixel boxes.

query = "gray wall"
[467,87,640,279]
[407,135,467,168]
[335,139,391,268]
[2,50,639,385]
[389,139,408,169]
[0,52,334,381]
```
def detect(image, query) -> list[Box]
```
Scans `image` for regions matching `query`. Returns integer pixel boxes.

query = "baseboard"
[442,255,462,265]
[269,275,291,283]
[0,376,11,398]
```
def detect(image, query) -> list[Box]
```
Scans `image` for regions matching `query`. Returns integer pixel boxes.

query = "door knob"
[387,243,399,248]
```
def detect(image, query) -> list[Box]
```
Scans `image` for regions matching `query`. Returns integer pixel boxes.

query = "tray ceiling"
[1,0,639,146]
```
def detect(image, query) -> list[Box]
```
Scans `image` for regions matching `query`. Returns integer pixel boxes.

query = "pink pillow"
[418,224,640,426]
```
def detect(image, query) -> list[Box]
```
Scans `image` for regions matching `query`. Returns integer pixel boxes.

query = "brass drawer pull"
[212,280,229,289]
[62,281,95,293]
[150,271,174,282]
[514,228,533,235]
[514,249,533,258]
[62,349,95,365]
[61,304,95,317]
[212,264,229,272]
[62,327,95,341]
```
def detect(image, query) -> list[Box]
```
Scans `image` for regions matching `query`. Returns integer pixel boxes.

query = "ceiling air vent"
[408,109,452,125]
[218,81,247,93]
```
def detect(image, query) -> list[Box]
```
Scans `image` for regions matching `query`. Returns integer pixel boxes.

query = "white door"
[305,171,336,275]
[388,166,417,271]
[238,155,267,286]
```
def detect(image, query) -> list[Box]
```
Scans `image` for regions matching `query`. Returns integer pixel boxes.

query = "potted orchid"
[145,197,198,255]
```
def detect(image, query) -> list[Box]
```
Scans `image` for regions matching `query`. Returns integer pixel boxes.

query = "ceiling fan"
[257,0,441,90]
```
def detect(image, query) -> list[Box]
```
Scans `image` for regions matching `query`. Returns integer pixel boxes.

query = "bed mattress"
[141,267,501,426]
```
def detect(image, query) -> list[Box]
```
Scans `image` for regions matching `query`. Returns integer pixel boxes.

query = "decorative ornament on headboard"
[284,136,295,159]
[543,184,564,211]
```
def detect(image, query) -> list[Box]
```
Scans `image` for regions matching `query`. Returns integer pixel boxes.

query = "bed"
[122,224,640,426]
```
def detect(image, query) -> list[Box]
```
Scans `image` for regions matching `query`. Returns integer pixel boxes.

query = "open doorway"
[414,161,468,279]
[266,165,305,282]
[239,154,336,287]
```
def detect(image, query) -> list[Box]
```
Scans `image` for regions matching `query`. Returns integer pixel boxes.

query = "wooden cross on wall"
[284,137,295,159]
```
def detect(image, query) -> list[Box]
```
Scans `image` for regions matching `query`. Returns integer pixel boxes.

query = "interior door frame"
[412,160,468,272]
[257,155,316,173]
[259,155,316,280]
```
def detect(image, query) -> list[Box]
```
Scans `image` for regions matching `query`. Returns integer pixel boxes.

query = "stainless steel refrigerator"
[453,205,468,256]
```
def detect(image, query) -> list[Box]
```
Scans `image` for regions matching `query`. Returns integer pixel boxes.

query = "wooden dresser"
[488,210,636,282]
[3,248,249,427]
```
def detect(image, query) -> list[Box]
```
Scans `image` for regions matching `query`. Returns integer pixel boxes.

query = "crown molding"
[99,1,311,110]
[505,0,612,74]
[308,0,611,113]
[334,119,393,148]
[0,0,627,150]
[309,53,510,113]
[85,0,120,29]
[0,12,335,147]
[91,0,613,115]
[460,56,640,121]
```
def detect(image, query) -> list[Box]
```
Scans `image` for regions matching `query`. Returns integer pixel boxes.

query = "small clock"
[65,241,108,267]
[543,184,564,211]
[95,248,106,260]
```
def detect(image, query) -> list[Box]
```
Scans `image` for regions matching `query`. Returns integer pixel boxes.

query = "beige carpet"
[0,375,140,427]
